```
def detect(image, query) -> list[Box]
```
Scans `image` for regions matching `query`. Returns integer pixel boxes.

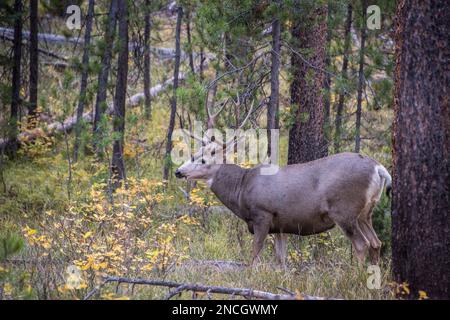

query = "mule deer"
[176,79,390,266]
[175,145,391,266]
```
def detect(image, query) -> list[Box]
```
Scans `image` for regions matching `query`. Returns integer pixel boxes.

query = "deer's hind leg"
[358,202,382,264]
[330,209,370,264]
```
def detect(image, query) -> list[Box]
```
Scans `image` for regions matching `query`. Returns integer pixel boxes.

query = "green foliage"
[0,232,24,261]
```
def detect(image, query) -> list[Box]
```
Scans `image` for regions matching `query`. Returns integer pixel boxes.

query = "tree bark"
[6,0,23,157]
[186,10,195,74]
[143,0,152,120]
[354,0,367,153]
[28,0,38,125]
[111,0,129,187]
[392,0,450,299]
[93,0,118,154]
[334,4,352,153]
[322,1,333,154]
[267,3,281,156]
[163,6,183,180]
[288,4,328,164]
[73,0,95,162]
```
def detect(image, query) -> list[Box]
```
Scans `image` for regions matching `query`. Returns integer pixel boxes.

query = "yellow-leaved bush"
[21,178,198,299]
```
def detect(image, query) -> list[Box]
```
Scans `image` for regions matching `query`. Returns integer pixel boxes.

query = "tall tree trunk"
[334,4,352,153]
[392,0,450,299]
[322,1,333,154]
[6,0,23,157]
[28,0,38,126]
[186,10,195,74]
[93,0,118,154]
[267,3,280,156]
[73,0,95,162]
[354,0,367,153]
[288,5,328,164]
[143,0,152,120]
[163,6,183,180]
[111,0,129,188]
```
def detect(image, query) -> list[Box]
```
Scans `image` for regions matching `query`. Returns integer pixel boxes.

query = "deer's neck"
[210,165,247,219]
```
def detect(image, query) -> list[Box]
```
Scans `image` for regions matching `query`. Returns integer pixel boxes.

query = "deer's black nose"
[175,169,183,178]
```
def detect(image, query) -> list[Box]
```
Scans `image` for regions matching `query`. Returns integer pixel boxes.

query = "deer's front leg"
[250,212,272,266]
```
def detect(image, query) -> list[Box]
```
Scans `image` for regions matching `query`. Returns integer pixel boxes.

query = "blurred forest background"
[0,0,448,300]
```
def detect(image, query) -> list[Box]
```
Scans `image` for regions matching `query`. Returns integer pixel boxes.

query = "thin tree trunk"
[111,0,129,188]
[392,0,450,299]
[143,0,152,120]
[163,6,183,180]
[73,0,95,162]
[322,1,333,154]
[186,10,195,74]
[288,4,328,164]
[199,48,204,81]
[267,3,280,157]
[334,4,352,153]
[6,0,23,157]
[354,0,366,153]
[28,0,38,126]
[93,0,118,155]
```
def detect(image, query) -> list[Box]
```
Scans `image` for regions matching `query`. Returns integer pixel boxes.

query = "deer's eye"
[201,159,206,164]
[211,150,216,156]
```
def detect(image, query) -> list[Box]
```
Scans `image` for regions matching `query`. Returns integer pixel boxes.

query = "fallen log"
[0,27,189,60]
[0,75,184,150]
[0,32,68,62]
[83,275,335,300]
[0,50,211,150]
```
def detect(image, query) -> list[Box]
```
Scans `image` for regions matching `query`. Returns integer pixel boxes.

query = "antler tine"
[181,129,204,143]
[237,98,255,130]
[223,98,257,148]
[211,97,231,119]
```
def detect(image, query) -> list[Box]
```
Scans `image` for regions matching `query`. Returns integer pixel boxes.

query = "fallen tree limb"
[0,75,184,150]
[0,51,211,150]
[0,27,191,60]
[83,275,334,300]
[0,32,68,61]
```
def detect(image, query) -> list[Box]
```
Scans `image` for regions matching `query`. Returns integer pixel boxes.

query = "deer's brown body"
[176,152,391,265]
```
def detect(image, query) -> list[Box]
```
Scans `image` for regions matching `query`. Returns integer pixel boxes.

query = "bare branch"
[83,276,336,300]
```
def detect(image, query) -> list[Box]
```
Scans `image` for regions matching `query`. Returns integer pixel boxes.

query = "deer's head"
[174,134,226,181]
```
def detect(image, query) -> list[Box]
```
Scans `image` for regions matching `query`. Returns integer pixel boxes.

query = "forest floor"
[0,102,394,300]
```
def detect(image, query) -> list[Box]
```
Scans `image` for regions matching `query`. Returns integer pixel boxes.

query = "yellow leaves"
[83,231,93,239]
[17,176,190,298]
[23,226,37,236]
[391,281,411,297]
[78,255,109,271]
[177,214,200,226]
[189,186,219,208]
[401,282,410,295]
[4,283,13,296]
[101,292,130,300]
[295,290,305,300]
[418,290,428,300]
[23,226,52,250]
